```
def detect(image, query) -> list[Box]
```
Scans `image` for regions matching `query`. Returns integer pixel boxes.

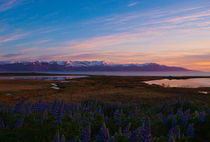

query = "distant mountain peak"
[0,60,190,72]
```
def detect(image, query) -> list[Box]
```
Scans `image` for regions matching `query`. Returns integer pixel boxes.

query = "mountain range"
[0,61,190,72]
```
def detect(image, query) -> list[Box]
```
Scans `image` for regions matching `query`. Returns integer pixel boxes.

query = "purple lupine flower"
[177,98,182,105]
[198,111,206,122]
[15,115,24,128]
[51,101,57,114]
[104,116,109,124]
[81,125,91,142]
[164,115,171,125]
[171,116,177,128]
[54,129,60,142]
[13,99,25,114]
[182,116,187,126]
[167,127,175,137]
[182,109,190,126]
[95,123,109,142]
[54,103,64,125]
[60,134,65,142]
[127,111,133,120]
[129,128,140,142]
[186,123,194,139]
[168,126,180,138]
[24,104,32,116]
[158,113,163,121]
[208,109,210,114]
[31,103,41,113]
[176,108,183,117]
[141,117,152,142]
[113,109,121,126]
[0,117,5,128]
[123,123,131,136]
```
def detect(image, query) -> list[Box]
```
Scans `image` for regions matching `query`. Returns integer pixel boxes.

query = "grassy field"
[0,74,209,106]
[0,73,209,142]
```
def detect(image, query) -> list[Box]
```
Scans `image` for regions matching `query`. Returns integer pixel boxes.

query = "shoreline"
[0,72,210,79]
[0,74,209,106]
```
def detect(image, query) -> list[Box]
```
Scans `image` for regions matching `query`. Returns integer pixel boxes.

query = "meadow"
[0,99,209,142]
[0,74,209,142]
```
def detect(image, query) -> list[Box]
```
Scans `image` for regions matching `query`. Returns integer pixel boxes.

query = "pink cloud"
[0,33,28,44]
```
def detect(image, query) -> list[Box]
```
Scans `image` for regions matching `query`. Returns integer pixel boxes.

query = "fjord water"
[42,71,210,76]
[145,78,210,88]
[1,71,210,76]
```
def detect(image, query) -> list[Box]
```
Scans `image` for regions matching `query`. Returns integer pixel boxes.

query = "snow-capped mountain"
[0,61,190,72]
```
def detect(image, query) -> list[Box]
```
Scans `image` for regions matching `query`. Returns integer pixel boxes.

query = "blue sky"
[0,0,210,71]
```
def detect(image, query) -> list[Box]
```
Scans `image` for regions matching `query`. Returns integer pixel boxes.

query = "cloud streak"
[0,0,21,12]
[0,33,28,44]
[128,2,138,7]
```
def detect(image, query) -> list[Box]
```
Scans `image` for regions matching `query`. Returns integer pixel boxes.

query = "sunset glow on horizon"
[0,0,210,71]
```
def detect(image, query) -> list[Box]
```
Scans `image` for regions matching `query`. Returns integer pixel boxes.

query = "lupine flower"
[113,109,121,126]
[95,123,109,142]
[81,125,91,142]
[31,103,40,113]
[54,103,64,125]
[177,98,182,105]
[51,101,57,114]
[164,114,172,125]
[182,109,190,126]
[127,111,133,120]
[182,116,187,126]
[54,129,60,142]
[123,123,131,136]
[129,128,140,142]
[198,111,206,122]
[13,99,25,114]
[176,108,183,117]
[15,115,24,128]
[141,117,152,142]
[0,117,5,128]
[167,127,174,137]
[171,116,177,128]
[187,123,194,139]
[134,107,138,117]
[24,104,32,116]
[158,113,163,121]
[104,116,109,124]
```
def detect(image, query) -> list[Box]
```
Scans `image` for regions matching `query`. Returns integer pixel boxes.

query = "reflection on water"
[0,76,86,81]
[145,78,210,88]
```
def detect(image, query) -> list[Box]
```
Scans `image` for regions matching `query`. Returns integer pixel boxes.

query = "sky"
[0,0,210,71]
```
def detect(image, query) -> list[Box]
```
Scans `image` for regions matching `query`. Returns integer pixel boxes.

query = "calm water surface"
[23,71,210,76]
[145,78,210,88]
